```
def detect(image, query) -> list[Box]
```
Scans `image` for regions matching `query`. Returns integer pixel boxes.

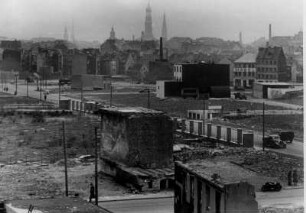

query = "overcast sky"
[0,0,303,43]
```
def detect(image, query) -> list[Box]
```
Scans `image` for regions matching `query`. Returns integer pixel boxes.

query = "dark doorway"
[215,191,221,213]
[197,181,202,213]
[160,179,167,190]
[168,179,175,189]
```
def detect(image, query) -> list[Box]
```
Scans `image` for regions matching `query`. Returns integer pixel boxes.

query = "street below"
[99,188,304,213]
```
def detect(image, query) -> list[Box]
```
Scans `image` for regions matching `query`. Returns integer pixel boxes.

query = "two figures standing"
[288,169,298,186]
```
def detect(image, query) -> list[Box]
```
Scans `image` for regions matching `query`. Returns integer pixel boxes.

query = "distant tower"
[269,24,272,41]
[161,13,167,41]
[143,2,155,41]
[63,26,69,41]
[110,26,116,40]
[239,32,242,45]
[71,21,76,43]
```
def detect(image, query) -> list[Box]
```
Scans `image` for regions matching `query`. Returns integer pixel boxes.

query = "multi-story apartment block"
[233,53,256,88]
[256,46,290,83]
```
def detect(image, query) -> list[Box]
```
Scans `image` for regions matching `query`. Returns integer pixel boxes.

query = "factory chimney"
[269,24,272,41]
[160,37,163,61]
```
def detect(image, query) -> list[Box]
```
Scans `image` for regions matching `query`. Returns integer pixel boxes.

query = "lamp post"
[26,77,29,98]
[262,102,265,151]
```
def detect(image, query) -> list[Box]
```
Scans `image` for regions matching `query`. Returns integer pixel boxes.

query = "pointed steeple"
[147,1,151,12]
[71,20,76,44]
[63,25,69,41]
[161,13,167,41]
[143,2,154,41]
[110,26,116,40]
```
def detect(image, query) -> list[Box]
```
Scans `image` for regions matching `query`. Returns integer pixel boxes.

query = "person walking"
[89,183,95,202]
[293,170,298,186]
[287,170,292,186]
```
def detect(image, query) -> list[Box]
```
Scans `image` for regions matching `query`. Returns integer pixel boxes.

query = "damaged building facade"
[99,107,174,191]
[175,161,258,213]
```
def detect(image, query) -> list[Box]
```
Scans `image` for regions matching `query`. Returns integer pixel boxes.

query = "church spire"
[143,2,154,41]
[110,26,116,40]
[161,13,167,41]
[71,20,76,44]
[63,25,69,41]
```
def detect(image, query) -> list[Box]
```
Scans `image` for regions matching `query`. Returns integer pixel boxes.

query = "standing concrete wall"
[101,111,173,169]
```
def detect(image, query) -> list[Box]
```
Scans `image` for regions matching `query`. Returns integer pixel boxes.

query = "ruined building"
[98,107,174,191]
[175,161,258,213]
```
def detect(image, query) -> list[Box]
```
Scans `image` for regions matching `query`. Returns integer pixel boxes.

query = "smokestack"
[269,24,272,41]
[160,37,163,61]
[239,32,242,45]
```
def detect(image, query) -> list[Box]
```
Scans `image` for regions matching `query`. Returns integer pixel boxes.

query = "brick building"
[233,53,257,88]
[0,40,21,50]
[0,49,22,71]
[256,46,290,83]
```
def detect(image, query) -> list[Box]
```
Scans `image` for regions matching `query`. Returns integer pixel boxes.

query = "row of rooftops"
[223,46,286,64]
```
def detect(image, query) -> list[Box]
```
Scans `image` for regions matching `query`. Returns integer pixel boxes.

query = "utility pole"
[110,85,113,107]
[58,79,61,103]
[62,121,68,196]
[203,98,205,136]
[26,78,29,98]
[14,73,18,95]
[147,89,150,109]
[94,127,99,205]
[40,77,42,101]
[80,80,83,113]
[262,102,265,151]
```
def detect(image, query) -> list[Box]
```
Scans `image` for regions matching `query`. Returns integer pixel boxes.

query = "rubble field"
[0,94,129,200]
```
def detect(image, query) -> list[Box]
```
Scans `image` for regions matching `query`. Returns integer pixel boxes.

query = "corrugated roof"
[234,53,256,63]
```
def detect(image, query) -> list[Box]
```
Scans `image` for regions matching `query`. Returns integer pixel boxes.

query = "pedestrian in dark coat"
[293,170,298,186]
[287,170,292,186]
[89,183,95,202]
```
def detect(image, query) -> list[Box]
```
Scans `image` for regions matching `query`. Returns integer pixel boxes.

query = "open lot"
[0,94,129,200]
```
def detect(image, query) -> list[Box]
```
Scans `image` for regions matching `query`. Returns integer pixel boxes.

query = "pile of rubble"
[240,150,303,183]
[174,146,304,184]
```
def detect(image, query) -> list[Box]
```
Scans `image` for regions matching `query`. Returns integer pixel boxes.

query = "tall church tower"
[110,26,116,40]
[161,13,167,41]
[71,21,76,44]
[63,26,69,41]
[143,2,155,41]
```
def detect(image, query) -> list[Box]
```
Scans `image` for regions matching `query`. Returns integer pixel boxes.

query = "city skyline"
[0,0,303,43]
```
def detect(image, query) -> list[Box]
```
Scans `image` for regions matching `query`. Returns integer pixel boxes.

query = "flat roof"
[5,197,111,213]
[177,160,258,187]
